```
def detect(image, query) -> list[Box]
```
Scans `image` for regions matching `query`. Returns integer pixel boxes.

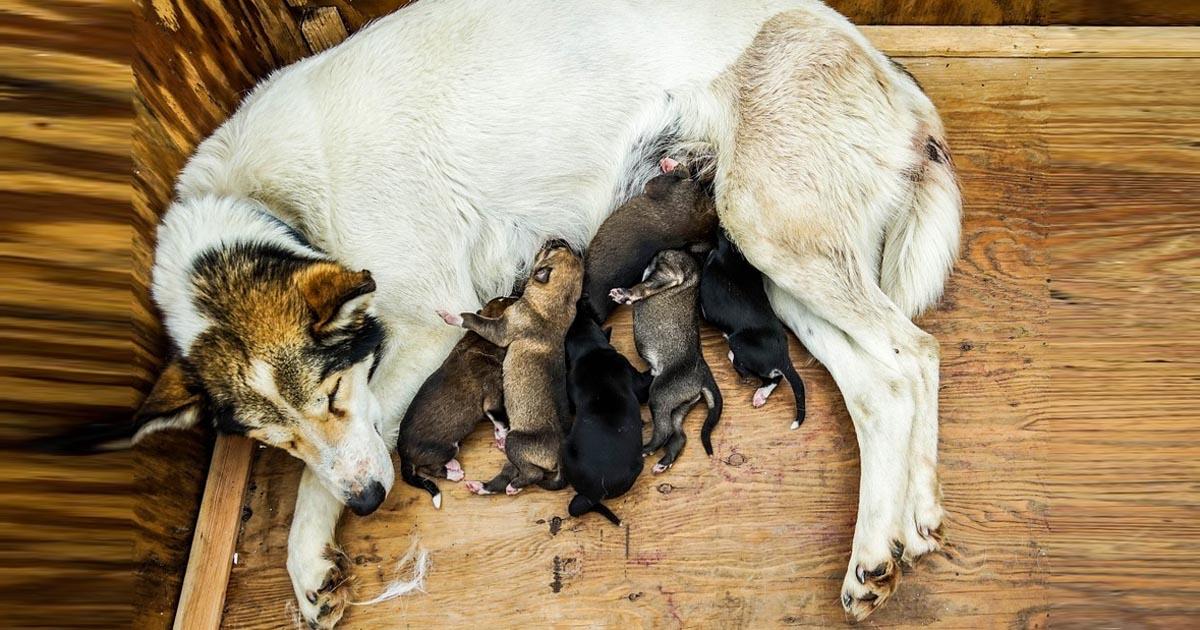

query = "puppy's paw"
[494,435,506,451]
[609,288,633,305]
[651,463,669,474]
[505,483,523,496]
[445,467,465,483]
[464,480,490,495]
[436,309,462,326]
[659,156,680,173]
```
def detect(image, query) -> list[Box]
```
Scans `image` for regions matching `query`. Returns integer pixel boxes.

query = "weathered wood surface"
[0,1,135,627]
[172,436,254,630]
[220,26,1200,630]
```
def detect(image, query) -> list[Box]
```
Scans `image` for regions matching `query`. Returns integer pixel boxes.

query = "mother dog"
[117,0,960,626]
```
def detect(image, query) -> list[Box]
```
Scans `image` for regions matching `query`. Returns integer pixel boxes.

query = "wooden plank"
[173,436,255,630]
[300,7,350,54]
[861,25,1200,57]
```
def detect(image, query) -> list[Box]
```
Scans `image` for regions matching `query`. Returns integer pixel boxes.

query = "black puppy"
[700,230,806,429]
[561,301,652,525]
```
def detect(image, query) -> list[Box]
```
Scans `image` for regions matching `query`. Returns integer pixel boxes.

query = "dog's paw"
[505,483,522,496]
[494,435,506,451]
[292,546,350,630]
[901,500,945,564]
[464,480,490,495]
[651,463,669,474]
[840,554,900,622]
[659,156,680,173]
[436,309,462,326]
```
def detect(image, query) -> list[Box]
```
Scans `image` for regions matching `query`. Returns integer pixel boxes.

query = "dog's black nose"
[346,481,386,516]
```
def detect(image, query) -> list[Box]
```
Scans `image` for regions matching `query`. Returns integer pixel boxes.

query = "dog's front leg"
[288,466,349,629]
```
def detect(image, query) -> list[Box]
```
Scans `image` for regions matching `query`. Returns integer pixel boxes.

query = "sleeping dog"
[397,295,515,509]
[611,249,723,471]
[701,230,807,429]
[438,242,582,495]
[561,302,652,525]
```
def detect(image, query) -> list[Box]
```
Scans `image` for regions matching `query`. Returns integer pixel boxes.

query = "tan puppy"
[437,241,582,495]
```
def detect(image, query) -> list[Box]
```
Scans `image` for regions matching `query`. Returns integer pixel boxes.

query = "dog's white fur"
[151,0,959,625]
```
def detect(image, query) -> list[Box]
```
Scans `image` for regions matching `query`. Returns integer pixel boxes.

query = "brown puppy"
[583,158,718,321]
[437,241,582,495]
[398,295,516,508]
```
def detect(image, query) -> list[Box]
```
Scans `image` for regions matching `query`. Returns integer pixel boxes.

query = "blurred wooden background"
[1,0,1196,628]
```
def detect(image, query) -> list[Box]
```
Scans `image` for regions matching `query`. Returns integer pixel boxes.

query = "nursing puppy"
[438,242,582,495]
[562,303,652,525]
[701,230,807,429]
[398,295,516,509]
[610,249,722,471]
[583,158,718,322]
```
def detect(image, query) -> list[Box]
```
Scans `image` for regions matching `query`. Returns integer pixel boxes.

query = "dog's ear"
[130,359,204,443]
[31,359,203,454]
[297,263,376,335]
[602,326,613,341]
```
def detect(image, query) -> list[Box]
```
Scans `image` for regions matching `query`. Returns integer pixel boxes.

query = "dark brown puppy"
[398,295,516,508]
[438,241,583,495]
[583,158,718,322]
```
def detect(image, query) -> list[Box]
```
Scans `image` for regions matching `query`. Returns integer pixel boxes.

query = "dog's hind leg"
[643,394,678,456]
[761,266,936,621]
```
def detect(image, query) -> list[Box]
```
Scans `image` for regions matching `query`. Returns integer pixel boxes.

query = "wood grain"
[173,436,254,630]
[0,1,135,627]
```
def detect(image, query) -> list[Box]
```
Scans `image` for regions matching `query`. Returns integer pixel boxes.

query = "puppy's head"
[526,241,584,313]
[134,250,395,516]
[643,248,701,288]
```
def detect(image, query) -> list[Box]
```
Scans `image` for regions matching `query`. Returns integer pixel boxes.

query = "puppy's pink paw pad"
[652,463,668,474]
[436,309,462,326]
[464,480,488,495]
[505,484,522,496]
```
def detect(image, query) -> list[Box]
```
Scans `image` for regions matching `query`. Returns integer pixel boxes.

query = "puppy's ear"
[602,326,613,341]
[297,263,376,335]
[33,359,203,453]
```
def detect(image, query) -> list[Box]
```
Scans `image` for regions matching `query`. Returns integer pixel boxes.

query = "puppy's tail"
[568,493,621,526]
[782,362,807,430]
[400,462,442,509]
[699,372,724,456]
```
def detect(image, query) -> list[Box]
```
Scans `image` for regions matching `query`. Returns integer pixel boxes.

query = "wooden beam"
[860,26,1200,58]
[301,7,350,55]
[172,436,255,630]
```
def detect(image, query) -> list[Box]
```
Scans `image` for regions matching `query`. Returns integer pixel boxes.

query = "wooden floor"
[217,27,1200,629]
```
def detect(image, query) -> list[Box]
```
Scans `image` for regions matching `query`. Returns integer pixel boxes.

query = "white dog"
[117,1,959,626]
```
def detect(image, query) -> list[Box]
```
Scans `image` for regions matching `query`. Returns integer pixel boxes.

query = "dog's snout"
[346,480,386,516]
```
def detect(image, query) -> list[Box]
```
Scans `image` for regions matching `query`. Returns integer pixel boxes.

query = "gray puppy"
[610,249,723,472]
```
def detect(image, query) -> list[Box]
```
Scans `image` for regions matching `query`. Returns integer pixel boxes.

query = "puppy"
[701,230,807,429]
[561,302,653,525]
[398,295,516,508]
[610,249,722,471]
[583,158,718,322]
[438,241,582,495]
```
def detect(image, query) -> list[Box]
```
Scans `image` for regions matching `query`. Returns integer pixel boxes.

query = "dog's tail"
[568,493,621,526]
[782,363,807,430]
[699,372,724,456]
[400,462,442,509]
[880,130,962,319]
